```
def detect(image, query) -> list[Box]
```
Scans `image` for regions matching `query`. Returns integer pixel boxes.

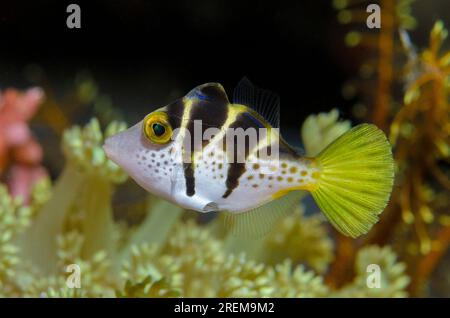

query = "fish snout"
[103,135,120,163]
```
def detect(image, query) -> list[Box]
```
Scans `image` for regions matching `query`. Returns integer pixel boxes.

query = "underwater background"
[0,0,449,297]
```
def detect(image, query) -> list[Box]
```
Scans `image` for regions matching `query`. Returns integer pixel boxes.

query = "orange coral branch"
[429,162,450,191]
[410,225,450,295]
[372,0,395,130]
[325,234,356,289]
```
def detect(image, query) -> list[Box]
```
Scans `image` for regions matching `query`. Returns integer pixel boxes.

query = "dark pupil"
[152,123,166,137]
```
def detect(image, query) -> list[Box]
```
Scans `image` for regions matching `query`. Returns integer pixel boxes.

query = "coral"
[334,246,410,297]
[329,4,450,296]
[0,87,47,202]
[270,260,329,298]
[20,118,127,275]
[121,243,183,292]
[0,184,33,296]
[216,254,273,298]
[62,119,127,183]
[162,220,225,297]
[117,276,181,298]
[333,0,416,128]
[263,207,334,274]
[385,21,450,295]
[24,252,113,298]
[301,108,351,156]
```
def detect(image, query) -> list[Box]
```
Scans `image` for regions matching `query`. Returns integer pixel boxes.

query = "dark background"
[0,1,351,137]
[0,0,447,141]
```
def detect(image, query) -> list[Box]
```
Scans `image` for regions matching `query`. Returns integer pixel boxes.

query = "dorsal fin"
[186,83,229,104]
[233,77,280,128]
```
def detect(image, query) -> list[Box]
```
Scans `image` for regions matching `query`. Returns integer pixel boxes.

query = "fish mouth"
[103,137,119,164]
[203,202,219,212]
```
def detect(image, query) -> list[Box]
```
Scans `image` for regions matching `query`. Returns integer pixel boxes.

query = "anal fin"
[222,191,303,238]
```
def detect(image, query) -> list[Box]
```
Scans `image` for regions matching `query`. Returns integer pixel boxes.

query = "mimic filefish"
[104,78,394,238]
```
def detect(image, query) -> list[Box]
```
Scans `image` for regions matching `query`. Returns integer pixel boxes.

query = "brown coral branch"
[410,225,450,295]
[428,162,450,191]
[325,234,356,289]
[364,192,403,246]
[372,0,395,130]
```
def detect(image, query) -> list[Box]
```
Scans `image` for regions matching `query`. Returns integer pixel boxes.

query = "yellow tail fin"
[311,124,394,238]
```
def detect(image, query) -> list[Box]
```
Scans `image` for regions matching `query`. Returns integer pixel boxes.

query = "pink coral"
[0,87,47,202]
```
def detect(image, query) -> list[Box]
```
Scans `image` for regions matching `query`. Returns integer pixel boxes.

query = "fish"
[103,78,394,238]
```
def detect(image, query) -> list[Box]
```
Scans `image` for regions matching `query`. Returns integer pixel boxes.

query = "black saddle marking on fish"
[223,162,246,198]
[182,83,229,197]
[186,82,229,104]
[165,98,185,129]
[197,82,230,103]
[222,112,262,198]
[233,77,280,128]
[187,84,229,150]
[183,162,196,197]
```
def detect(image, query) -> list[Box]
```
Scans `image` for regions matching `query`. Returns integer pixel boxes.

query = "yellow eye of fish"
[143,111,173,144]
